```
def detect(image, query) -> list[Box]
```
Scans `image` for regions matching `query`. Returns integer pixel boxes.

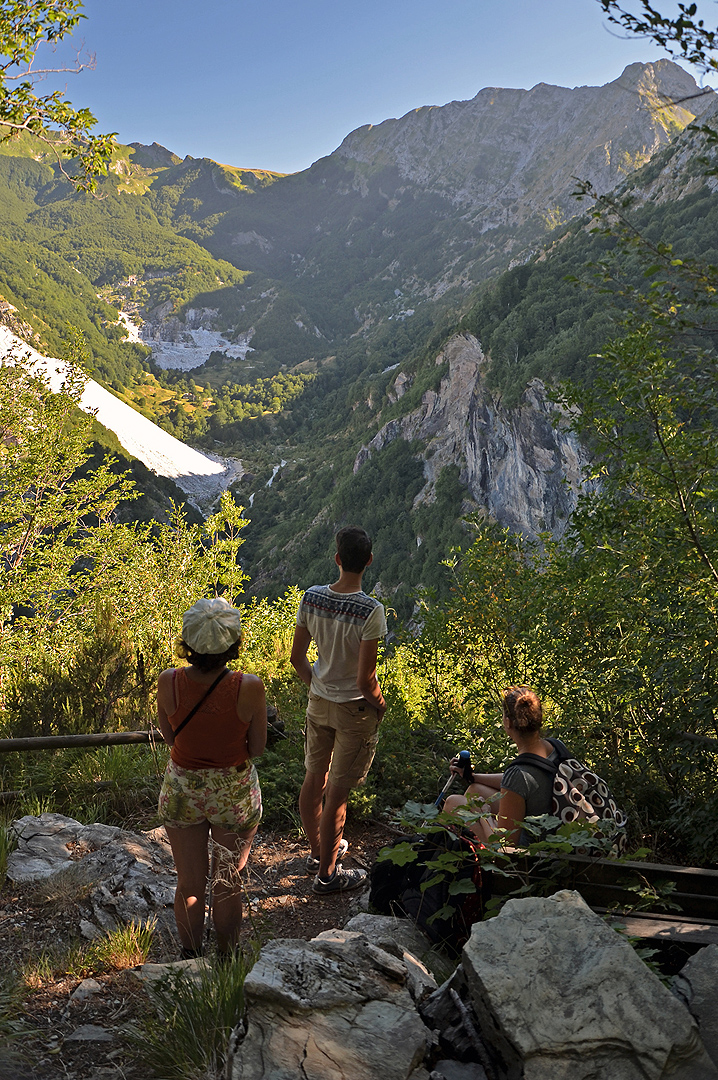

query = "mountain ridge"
[335,60,713,221]
[182,60,712,363]
[0,60,716,608]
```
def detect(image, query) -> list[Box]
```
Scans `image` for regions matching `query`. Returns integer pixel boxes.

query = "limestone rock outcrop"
[8,813,176,934]
[354,333,593,540]
[228,899,718,1079]
[673,944,718,1070]
[460,890,718,1079]
[345,912,453,987]
[229,929,431,1080]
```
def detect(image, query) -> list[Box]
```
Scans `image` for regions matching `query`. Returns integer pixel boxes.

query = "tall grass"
[22,919,155,987]
[1,743,168,827]
[0,973,30,1077]
[0,973,23,1039]
[129,950,256,1079]
[83,918,156,973]
[0,819,17,880]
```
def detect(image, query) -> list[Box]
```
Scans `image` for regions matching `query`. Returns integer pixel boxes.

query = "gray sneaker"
[305,838,349,875]
[312,866,367,894]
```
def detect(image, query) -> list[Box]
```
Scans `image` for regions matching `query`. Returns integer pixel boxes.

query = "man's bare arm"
[290,626,314,687]
[357,638,386,719]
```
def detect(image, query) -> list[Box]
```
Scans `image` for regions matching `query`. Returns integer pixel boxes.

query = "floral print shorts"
[158,759,262,831]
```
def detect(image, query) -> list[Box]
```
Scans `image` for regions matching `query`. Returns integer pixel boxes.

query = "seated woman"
[156,597,267,958]
[444,686,559,845]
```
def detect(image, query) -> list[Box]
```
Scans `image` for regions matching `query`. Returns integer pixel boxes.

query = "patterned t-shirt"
[296,585,387,702]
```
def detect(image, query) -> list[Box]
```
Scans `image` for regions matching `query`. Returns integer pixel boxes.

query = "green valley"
[0,61,716,610]
[6,6,718,1073]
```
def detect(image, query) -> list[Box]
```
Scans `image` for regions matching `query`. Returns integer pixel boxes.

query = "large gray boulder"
[673,945,718,1069]
[230,929,430,1080]
[8,813,176,933]
[461,890,718,1080]
[8,813,122,881]
[345,912,453,988]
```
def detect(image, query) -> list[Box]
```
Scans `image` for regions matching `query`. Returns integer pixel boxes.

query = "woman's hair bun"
[503,686,543,732]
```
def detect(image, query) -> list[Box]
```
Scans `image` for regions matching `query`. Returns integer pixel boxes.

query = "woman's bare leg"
[165,822,210,952]
[208,824,258,953]
[444,783,499,840]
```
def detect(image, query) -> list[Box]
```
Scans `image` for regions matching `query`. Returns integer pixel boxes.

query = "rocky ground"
[1,821,399,1080]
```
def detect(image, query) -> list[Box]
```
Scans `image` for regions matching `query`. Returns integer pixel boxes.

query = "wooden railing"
[491,850,718,953]
[0,707,282,756]
[0,730,161,753]
[0,708,284,802]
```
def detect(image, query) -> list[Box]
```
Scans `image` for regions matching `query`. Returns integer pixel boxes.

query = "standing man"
[291,526,387,893]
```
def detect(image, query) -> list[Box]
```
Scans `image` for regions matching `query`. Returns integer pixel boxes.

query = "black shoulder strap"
[509,737,574,772]
[173,668,229,739]
[509,752,559,776]
[545,737,572,761]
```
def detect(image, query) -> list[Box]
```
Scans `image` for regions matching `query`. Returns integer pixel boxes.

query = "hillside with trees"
[3,3,718,1075]
[1,0,717,853]
[0,57,715,605]
[2,64,718,863]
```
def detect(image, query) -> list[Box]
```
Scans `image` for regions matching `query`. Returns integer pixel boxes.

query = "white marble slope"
[0,326,242,508]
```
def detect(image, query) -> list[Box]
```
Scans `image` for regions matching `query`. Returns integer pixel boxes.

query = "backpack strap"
[545,737,572,761]
[173,668,229,739]
[509,751,559,776]
[508,737,575,775]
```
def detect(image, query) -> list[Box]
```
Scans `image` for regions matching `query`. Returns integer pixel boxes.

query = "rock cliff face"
[354,334,593,539]
[337,61,714,227]
[615,94,718,208]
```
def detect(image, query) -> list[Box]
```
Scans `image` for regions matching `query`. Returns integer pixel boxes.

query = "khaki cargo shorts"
[304,692,381,788]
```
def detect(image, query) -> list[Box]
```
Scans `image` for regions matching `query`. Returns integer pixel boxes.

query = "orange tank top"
[168,668,250,770]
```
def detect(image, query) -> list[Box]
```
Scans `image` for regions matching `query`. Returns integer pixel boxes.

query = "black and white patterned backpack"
[512,737,628,853]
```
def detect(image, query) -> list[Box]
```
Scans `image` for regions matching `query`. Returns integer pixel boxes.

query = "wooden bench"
[489,851,718,968]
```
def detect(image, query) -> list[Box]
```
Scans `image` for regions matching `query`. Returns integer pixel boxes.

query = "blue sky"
[38,0,711,174]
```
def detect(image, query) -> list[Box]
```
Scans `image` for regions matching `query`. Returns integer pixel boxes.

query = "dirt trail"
[1,822,397,1079]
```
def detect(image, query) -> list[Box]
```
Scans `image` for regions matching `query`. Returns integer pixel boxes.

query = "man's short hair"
[336,526,372,573]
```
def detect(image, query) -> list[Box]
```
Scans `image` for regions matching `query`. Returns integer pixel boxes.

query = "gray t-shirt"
[501,744,561,845]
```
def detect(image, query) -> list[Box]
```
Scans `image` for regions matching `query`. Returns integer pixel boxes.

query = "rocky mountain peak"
[616,57,711,102]
[128,141,182,168]
[334,60,713,224]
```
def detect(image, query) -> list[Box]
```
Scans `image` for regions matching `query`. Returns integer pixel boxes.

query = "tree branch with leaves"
[0,0,115,191]
[598,1,718,73]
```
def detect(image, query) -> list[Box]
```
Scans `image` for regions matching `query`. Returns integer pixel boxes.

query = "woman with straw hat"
[156,597,266,958]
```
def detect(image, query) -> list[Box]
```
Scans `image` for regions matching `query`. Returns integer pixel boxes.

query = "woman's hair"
[503,686,543,733]
[174,637,241,672]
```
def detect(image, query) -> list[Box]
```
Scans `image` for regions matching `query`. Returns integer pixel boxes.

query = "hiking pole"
[435,749,473,809]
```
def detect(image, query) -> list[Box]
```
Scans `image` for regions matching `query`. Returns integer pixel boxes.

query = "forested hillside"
[0,61,713,605]
[238,106,718,602]
[5,6,718,1073]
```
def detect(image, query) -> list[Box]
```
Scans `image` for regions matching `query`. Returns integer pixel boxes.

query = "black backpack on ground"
[369,828,489,958]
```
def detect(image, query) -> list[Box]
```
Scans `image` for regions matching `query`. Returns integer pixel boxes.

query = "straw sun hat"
[181,597,242,654]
